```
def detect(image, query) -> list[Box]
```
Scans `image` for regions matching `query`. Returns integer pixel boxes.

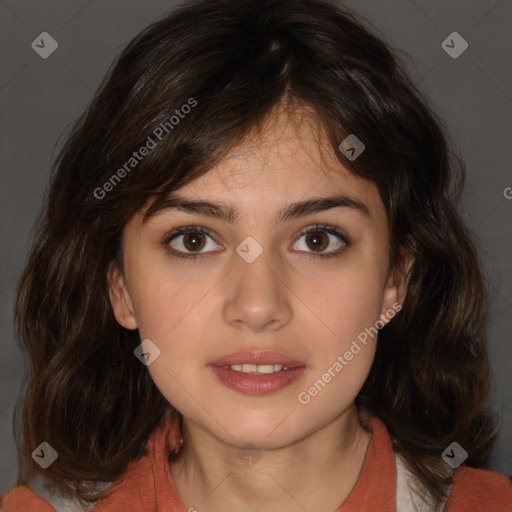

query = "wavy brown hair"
[12,0,499,507]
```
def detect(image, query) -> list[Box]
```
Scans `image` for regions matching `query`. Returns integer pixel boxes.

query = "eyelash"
[161,223,350,261]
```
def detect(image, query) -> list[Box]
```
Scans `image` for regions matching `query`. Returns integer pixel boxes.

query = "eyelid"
[162,225,221,260]
[162,224,218,245]
[293,223,349,245]
[161,223,350,259]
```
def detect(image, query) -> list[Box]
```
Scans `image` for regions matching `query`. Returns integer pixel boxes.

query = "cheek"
[128,253,215,339]
[301,259,385,348]
[130,244,385,366]
[293,256,383,407]
[129,262,218,403]
[296,334,376,422]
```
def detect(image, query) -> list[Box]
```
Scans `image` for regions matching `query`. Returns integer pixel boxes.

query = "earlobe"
[108,262,138,330]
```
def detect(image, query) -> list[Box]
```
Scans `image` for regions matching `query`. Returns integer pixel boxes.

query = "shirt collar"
[140,412,397,511]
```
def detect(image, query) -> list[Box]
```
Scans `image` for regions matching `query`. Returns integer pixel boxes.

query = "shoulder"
[0,464,153,512]
[0,413,179,512]
[1,484,56,512]
[445,465,512,511]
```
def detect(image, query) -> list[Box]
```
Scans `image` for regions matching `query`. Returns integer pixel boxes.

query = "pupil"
[182,231,329,253]
[184,233,205,250]
[307,231,327,251]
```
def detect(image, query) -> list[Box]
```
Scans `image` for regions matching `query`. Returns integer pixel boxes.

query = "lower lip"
[210,366,306,395]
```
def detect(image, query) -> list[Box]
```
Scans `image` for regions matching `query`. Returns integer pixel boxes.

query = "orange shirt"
[2,415,511,511]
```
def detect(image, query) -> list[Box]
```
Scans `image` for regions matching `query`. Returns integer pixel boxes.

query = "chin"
[207,410,312,449]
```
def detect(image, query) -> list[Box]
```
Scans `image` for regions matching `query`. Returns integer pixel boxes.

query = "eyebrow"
[142,193,371,225]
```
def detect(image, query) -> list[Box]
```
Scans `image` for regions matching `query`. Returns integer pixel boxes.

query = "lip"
[210,366,306,395]
[210,350,306,368]
[209,350,307,396]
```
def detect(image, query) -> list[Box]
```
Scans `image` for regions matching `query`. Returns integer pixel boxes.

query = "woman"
[2,0,511,510]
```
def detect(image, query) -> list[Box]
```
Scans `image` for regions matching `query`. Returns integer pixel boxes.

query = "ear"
[108,261,138,330]
[379,248,414,328]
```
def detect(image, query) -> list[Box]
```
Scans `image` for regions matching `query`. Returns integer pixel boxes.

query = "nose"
[222,251,293,333]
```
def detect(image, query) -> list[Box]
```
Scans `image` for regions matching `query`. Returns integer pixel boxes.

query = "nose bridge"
[222,243,292,331]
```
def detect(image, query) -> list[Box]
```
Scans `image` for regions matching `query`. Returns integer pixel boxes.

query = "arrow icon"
[441,32,468,59]
[339,134,365,161]
[31,32,58,59]
[135,339,161,366]
[441,441,468,468]
[32,442,58,468]
[236,236,263,263]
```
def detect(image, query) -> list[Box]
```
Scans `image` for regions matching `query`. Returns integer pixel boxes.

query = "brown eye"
[182,232,206,251]
[163,224,349,261]
[165,227,221,258]
[304,231,329,252]
[291,224,349,258]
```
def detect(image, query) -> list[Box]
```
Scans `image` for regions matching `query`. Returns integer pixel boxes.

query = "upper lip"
[210,350,306,368]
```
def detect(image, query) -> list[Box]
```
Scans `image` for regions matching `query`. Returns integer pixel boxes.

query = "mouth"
[223,363,296,374]
[209,351,307,395]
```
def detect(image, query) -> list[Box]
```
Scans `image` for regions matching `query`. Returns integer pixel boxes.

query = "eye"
[291,224,349,259]
[162,223,349,260]
[163,226,221,259]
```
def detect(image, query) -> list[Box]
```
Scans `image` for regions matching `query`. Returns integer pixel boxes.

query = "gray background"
[1,0,511,493]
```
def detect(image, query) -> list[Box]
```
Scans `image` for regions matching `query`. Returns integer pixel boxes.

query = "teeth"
[229,363,288,374]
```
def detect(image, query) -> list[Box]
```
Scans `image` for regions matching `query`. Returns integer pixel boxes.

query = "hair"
[13,0,500,507]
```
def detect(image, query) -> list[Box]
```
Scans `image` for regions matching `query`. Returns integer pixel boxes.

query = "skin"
[109,102,411,511]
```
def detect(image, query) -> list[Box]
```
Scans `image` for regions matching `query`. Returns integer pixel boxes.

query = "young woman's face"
[110,107,406,449]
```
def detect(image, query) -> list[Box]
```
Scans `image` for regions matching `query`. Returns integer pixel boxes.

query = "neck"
[169,404,372,512]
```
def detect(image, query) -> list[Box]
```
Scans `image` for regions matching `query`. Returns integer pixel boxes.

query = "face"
[109,105,408,450]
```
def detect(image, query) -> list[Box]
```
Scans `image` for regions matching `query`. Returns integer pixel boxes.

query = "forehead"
[132,104,389,239]
[177,106,385,225]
